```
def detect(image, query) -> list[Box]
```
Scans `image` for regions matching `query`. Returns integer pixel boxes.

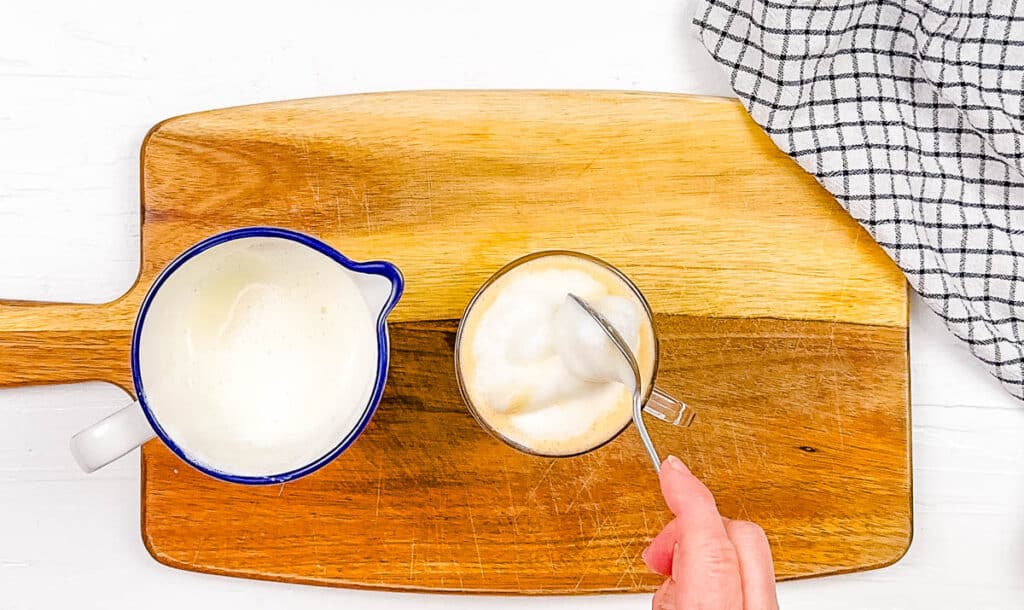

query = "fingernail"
[664,455,688,473]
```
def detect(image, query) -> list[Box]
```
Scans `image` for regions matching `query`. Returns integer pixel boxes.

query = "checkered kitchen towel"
[694,0,1024,399]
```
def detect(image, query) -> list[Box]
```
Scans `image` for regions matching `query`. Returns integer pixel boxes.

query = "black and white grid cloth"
[694,0,1024,399]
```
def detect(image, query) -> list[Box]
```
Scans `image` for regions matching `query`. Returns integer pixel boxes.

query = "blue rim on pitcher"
[130,227,404,485]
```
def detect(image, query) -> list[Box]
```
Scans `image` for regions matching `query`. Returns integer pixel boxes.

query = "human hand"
[643,455,779,610]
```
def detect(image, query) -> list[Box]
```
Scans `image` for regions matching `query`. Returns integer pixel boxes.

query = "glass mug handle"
[635,387,696,472]
[644,387,696,427]
[70,400,156,473]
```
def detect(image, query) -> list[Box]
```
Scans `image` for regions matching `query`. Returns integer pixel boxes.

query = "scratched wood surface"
[0,91,910,593]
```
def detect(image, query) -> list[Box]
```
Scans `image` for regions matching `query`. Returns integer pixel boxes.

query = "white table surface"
[2,1,1022,608]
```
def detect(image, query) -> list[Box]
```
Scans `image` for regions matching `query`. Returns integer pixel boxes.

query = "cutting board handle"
[0,296,138,390]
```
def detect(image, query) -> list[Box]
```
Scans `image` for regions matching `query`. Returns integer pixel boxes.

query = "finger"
[651,578,676,610]
[724,520,779,610]
[644,516,733,576]
[659,456,730,539]
[643,518,677,575]
[660,456,743,610]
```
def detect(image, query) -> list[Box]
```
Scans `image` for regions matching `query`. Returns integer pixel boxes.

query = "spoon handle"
[567,293,663,472]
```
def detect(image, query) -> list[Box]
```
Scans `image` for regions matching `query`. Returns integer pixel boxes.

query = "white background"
[2,1,1022,608]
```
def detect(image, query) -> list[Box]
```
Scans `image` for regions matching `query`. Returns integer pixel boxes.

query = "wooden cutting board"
[0,91,910,594]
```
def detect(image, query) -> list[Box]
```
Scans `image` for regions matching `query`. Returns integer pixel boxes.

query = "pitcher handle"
[70,399,155,473]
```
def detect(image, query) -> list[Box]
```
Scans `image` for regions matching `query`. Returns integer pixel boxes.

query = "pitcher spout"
[343,259,404,327]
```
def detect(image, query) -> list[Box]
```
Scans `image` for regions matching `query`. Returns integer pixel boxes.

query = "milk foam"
[459,254,655,456]
[139,237,378,477]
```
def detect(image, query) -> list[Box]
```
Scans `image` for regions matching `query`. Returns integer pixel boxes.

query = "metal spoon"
[567,293,662,472]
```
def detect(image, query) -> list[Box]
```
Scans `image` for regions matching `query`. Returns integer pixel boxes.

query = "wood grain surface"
[0,91,910,594]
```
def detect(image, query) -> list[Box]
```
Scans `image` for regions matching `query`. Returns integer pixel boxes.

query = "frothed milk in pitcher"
[138,238,379,476]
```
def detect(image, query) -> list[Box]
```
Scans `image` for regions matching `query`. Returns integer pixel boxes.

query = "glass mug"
[454,250,695,460]
[69,227,403,485]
